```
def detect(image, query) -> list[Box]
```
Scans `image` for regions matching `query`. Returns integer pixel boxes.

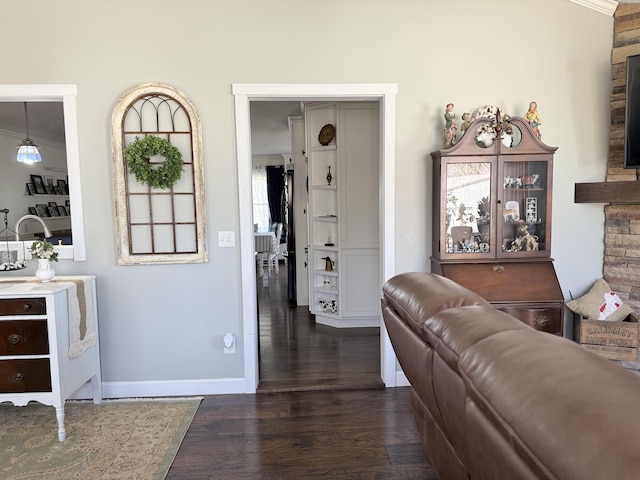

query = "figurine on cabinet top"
[460,112,472,135]
[443,103,457,148]
[524,101,542,139]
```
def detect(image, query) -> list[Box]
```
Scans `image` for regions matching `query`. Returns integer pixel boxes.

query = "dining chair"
[259,222,282,275]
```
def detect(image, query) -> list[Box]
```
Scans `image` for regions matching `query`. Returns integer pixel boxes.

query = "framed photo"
[525,197,538,223]
[58,206,68,216]
[503,200,520,222]
[53,186,62,195]
[28,207,37,215]
[35,204,48,217]
[26,183,35,195]
[30,175,45,194]
[44,175,55,188]
[48,206,59,217]
[57,179,68,195]
[48,201,58,208]
[44,185,53,195]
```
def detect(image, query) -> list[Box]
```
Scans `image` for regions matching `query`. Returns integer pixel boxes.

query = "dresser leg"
[56,406,66,441]
[91,374,103,404]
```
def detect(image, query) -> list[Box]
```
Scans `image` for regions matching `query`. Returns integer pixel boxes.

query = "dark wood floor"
[167,388,437,479]
[167,267,437,479]
[256,268,384,392]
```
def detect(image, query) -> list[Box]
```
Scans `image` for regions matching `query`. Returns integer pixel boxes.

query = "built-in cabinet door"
[339,103,379,319]
[340,248,380,318]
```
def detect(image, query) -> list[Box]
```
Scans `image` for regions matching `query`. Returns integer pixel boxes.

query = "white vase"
[35,258,55,282]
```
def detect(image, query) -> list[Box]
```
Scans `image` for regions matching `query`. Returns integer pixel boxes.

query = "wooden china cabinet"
[430,116,565,336]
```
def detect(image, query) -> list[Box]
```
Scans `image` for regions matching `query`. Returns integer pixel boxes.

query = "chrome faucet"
[14,215,53,240]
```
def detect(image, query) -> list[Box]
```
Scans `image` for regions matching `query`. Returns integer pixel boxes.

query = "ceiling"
[0,102,65,144]
[250,101,302,156]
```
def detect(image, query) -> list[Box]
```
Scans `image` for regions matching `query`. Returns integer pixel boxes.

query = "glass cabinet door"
[498,158,551,257]
[444,161,493,256]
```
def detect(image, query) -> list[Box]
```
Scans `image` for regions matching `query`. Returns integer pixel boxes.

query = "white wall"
[0,0,613,396]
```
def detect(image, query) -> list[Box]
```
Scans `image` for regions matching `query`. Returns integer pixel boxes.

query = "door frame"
[232,83,398,393]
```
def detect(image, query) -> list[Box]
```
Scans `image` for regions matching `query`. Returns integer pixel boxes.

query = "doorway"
[233,83,398,393]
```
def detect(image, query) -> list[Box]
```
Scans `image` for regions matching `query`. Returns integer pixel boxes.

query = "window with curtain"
[252,165,270,232]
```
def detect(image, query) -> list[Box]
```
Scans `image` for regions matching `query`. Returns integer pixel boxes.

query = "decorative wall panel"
[111,83,206,265]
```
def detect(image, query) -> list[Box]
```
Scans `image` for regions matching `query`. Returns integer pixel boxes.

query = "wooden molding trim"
[575,181,640,203]
[567,0,617,15]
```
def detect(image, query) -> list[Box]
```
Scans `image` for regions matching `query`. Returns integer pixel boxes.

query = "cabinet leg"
[55,405,66,441]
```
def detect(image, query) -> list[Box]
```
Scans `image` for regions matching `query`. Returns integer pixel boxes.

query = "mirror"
[0,85,86,261]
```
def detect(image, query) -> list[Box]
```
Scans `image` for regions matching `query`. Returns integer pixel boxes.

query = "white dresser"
[0,276,102,441]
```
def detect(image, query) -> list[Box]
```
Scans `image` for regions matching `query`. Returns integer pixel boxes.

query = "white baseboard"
[395,370,410,387]
[315,316,380,328]
[70,374,411,400]
[70,378,247,400]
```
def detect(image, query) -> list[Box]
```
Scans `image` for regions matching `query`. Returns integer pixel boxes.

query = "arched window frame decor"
[111,83,206,265]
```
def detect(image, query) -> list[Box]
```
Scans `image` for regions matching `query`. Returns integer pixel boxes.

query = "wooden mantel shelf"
[574,182,640,204]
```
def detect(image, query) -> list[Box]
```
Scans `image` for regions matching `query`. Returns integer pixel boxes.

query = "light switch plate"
[218,231,235,247]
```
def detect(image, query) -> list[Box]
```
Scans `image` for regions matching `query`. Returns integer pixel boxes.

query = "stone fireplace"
[576,4,640,313]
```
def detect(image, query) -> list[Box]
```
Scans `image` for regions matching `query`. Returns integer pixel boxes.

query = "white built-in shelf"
[313,215,338,222]
[313,269,339,276]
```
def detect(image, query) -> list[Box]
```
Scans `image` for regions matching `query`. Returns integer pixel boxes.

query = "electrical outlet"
[218,231,235,247]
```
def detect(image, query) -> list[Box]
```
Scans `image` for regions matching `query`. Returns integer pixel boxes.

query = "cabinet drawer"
[0,298,46,316]
[0,359,51,393]
[497,305,562,334]
[0,320,49,355]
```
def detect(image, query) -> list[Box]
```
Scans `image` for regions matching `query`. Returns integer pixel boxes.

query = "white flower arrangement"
[29,240,59,262]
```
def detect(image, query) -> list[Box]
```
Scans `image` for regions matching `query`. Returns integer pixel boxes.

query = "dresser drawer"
[0,359,51,393]
[0,320,49,355]
[497,305,562,334]
[0,298,46,316]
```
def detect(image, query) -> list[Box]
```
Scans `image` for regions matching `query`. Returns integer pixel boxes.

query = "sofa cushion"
[460,329,640,480]
[423,305,529,374]
[382,272,490,340]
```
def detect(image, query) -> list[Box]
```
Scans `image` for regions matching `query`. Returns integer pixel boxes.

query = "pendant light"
[16,102,42,163]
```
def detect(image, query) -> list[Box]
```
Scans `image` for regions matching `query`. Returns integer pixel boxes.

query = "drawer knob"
[7,334,22,345]
[534,315,549,326]
[12,373,25,383]
[22,303,31,311]
[493,265,504,272]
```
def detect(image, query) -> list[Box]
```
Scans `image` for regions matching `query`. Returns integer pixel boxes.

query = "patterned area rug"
[0,397,201,480]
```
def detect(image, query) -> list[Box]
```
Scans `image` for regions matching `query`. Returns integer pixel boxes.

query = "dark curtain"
[266,166,285,240]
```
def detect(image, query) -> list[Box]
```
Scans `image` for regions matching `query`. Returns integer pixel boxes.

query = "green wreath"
[124,135,183,189]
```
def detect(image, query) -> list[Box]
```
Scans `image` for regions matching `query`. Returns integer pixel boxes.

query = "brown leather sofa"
[381,272,640,480]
